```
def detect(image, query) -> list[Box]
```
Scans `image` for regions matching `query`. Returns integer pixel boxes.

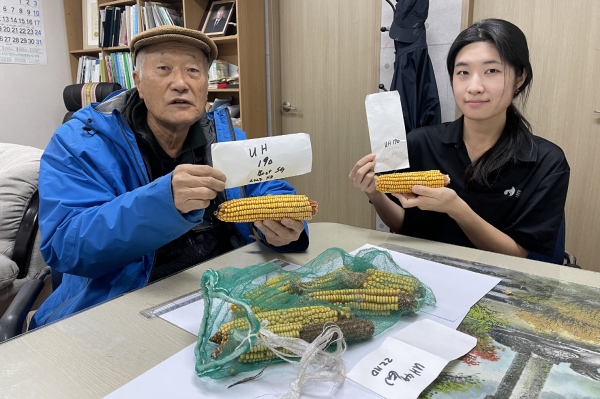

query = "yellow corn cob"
[376,170,450,193]
[309,288,419,312]
[237,319,375,363]
[363,269,420,293]
[209,305,348,345]
[214,194,318,222]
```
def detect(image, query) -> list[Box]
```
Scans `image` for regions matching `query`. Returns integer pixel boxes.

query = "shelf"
[211,35,238,44]
[208,88,240,93]
[103,46,130,51]
[70,48,101,55]
[99,0,137,7]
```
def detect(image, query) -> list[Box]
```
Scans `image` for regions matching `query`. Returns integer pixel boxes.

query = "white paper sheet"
[211,133,312,188]
[365,91,409,173]
[347,320,476,399]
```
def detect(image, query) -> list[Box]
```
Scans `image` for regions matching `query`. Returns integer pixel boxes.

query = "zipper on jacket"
[116,114,150,185]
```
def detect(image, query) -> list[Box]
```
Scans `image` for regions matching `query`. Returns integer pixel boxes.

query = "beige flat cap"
[129,25,218,65]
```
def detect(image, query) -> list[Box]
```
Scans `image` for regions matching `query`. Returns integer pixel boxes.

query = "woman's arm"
[349,154,407,233]
[397,186,528,257]
[449,198,528,257]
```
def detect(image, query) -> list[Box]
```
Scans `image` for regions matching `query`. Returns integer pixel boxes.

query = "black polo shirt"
[393,117,569,257]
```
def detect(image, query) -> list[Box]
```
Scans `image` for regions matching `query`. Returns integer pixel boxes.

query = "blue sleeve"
[38,127,202,279]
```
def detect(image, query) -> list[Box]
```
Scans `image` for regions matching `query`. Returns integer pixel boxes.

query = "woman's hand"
[394,185,463,216]
[349,154,377,194]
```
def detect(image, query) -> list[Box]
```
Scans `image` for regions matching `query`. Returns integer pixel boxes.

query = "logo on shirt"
[504,187,521,198]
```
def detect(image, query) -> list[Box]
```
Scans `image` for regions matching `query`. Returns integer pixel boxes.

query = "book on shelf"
[98,4,139,48]
[141,2,182,30]
[77,56,101,84]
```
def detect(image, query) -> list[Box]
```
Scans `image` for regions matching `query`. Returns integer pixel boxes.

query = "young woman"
[349,18,569,260]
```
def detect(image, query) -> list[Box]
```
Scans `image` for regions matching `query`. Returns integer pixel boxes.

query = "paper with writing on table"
[211,133,312,188]
[365,91,409,173]
[347,319,476,399]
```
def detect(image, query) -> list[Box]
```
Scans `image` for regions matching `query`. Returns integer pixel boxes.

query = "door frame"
[461,0,474,29]
[266,0,283,137]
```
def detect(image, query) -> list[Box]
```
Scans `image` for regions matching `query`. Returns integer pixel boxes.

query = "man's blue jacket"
[30,90,308,328]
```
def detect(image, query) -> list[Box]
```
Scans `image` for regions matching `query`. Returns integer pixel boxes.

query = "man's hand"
[394,185,463,216]
[254,218,304,247]
[171,164,226,214]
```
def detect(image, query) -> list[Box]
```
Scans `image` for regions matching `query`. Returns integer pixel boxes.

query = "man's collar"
[439,116,536,162]
[125,88,207,151]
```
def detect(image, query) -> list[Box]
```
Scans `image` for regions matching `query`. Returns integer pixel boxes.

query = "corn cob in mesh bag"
[376,170,451,193]
[195,247,436,379]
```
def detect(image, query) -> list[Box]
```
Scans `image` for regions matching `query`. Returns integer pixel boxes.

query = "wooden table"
[0,223,598,398]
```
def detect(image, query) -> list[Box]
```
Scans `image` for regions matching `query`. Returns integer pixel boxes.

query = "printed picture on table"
[200,0,235,37]
[379,244,600,399]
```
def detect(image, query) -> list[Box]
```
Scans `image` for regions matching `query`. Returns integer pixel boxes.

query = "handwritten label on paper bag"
[211,133,312,188]
[346,320,476,399]
[365,91,409,173]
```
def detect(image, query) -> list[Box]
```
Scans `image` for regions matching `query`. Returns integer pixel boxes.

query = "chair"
[0,143,52,341]
[62,82,122,123]
[527,215,579,268]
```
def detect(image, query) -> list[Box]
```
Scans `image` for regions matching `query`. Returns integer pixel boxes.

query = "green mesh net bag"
[194,246,436,380]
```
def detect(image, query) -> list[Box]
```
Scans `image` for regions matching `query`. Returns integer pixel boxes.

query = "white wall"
[0,1,71,150]
[376,0,462,232]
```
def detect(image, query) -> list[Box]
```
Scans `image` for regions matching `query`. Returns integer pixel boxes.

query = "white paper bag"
[365,91,409,173]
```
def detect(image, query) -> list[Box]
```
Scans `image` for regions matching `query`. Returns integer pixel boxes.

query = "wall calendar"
[0,0,46,65]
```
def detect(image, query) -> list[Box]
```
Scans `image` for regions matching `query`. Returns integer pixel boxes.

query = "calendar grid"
[0,0,46,65]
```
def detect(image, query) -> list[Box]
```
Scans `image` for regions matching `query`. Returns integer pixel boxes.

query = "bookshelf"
[62,0,267,139]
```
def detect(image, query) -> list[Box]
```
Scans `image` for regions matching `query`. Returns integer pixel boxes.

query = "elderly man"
[30,26,308,329]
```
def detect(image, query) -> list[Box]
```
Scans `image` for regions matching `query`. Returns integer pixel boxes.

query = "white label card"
[365,91,409,173]
[346,319,476,399]
[211,133,312,188]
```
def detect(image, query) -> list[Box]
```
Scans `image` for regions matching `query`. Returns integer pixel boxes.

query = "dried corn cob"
[214,194,318,222]
[309,288,420,312]
[363,269,422,295]
[209,305,349,345]
[376,170,450,193]
[236,319,375,363]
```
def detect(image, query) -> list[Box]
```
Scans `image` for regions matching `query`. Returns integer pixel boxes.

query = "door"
[271,0,381,229]
[467,1,600,271]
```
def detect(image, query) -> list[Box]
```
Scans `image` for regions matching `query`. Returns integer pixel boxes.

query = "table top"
[1,222,598,398]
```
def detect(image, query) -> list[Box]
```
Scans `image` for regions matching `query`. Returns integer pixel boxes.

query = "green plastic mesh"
[194,246,436,379]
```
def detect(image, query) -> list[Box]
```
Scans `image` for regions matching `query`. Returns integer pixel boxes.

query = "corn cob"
[236,319,375,363]
[214,194,318,222]
[209,305,349,345]
[376,170,450,193]
[363,269,421,294]
[308,288,419,312]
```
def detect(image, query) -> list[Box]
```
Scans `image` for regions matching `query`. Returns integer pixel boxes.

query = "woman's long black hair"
[447,18,534,187]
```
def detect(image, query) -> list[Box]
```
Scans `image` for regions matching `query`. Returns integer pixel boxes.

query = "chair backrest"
[0,143,48,315]
[526,215,570,266]
[62,82,122,123]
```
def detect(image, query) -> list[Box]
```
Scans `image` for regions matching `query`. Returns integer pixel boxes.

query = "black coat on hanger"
[389,0,441,133]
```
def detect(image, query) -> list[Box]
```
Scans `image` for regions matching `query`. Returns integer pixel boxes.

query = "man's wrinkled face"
[216,7,226,19]
[133,41,208,131]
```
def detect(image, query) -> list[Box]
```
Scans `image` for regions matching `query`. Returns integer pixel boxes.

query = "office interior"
[1,0,600,398]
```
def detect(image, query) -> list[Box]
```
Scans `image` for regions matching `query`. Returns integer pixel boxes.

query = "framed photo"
[82,0,99,49]
[200,0,235,37]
